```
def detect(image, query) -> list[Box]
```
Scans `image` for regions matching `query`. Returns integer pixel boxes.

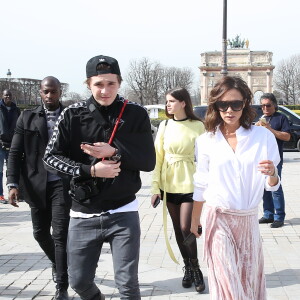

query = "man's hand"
[81,142,115,159]
[255,120,270,129]
[93,160,121,178]
[8,188,19,207]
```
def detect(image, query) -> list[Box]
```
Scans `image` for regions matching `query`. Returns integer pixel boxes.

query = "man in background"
[257,93,291,228]
[7,77,70,300]
[0,89,20,204]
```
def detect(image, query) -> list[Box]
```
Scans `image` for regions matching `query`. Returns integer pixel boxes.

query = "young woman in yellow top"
[151,87,205,293]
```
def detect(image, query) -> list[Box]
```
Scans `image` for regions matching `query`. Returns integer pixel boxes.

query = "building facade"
[199,49,275,104]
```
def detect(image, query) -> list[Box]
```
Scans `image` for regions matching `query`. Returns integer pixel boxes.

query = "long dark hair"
[165,87,201,121]
[205,76,256,133]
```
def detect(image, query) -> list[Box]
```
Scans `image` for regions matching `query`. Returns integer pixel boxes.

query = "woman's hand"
[81,142,115,159]
[151,194,160,207]
[190,221,202,238]
[258,160,276,176]
[191,201,204,238]
[258,160,279,186]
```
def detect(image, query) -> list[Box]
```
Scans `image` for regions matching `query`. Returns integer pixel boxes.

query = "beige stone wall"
[199,49,274,104]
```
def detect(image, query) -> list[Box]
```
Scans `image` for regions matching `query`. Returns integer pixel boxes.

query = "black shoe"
[259,217,274,224]
[270,221,284,228]
[52,264,57,283]
[182,258,193,288]
[190,258,205,293]
[54,288,69,300]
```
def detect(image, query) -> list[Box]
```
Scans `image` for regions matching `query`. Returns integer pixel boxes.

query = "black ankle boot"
[182,258,193,288]
[190,258,205,293]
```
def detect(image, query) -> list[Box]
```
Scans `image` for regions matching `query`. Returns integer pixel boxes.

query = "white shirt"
[70,199,138,218]
[193,125,280,210]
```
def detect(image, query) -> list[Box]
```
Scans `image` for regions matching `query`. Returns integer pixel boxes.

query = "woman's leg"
[167,201,197,258]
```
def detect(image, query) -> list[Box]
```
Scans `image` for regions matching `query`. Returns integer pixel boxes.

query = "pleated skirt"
[203,205,266,300]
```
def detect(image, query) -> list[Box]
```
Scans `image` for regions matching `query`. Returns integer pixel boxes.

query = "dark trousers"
[263,161,285,222]
[30,180,70,289]
[0,147,9,196]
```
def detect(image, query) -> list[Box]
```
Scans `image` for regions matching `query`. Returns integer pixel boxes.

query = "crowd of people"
[0,54,290,300]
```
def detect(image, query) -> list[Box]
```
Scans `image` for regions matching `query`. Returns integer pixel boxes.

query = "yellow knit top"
[151,118,205,195]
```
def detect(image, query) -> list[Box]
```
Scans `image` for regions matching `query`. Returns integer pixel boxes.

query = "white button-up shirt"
[193,125,280,210]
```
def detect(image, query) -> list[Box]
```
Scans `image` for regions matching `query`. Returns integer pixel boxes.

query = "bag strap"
[161,118,179,264]
[107,100,128,145]
[101,100,128,161]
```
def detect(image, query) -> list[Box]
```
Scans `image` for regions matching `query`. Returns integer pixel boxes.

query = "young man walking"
[43,55,155,300]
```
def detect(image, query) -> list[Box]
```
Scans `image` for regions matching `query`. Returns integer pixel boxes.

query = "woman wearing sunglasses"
[191,76,280,300]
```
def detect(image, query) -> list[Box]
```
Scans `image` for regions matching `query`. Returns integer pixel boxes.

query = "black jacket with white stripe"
[43,95,155,213]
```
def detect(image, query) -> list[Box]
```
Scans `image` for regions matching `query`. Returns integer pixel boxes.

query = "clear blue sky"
[1,0,299,95]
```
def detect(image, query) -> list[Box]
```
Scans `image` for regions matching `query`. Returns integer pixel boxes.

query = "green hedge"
[285,105,300,110]
[150,110,167,127]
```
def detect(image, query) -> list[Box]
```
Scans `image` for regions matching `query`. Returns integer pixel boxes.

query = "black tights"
[167,201,197,259]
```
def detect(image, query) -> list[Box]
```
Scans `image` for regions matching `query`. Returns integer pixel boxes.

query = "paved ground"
[0,151,299,300]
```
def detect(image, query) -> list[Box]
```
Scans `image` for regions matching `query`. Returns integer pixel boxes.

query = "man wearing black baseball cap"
[43,55,156,300]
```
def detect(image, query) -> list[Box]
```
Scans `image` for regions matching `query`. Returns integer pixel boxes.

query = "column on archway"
[247,69,252,91]
[201,72,208,104]
[266,70,271,92]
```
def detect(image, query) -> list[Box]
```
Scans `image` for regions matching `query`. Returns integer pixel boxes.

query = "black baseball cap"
[86,55,121,78]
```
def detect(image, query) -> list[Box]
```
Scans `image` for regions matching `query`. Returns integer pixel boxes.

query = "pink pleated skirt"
[203,205,266,300]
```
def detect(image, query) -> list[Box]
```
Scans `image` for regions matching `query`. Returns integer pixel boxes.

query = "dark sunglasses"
[215,100,244,112]
[261,104,272,108]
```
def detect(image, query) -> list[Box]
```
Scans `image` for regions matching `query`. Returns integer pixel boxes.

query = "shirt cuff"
[264,176,281,191]
[193,188,205,202]
[7,183,19,189]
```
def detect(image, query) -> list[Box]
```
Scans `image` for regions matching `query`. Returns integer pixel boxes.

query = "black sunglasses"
[261,104,272,108]
[215,100,244,112]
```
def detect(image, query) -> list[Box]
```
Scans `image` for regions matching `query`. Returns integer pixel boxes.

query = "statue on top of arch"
[227,35,249,49]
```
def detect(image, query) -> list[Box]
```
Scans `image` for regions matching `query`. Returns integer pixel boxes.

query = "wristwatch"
[111,148,121,162]
[269,167,278,178]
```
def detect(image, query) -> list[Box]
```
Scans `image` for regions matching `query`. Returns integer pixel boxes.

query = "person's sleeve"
[6,112,25,185]
[193,134,209,202]
[151,120,166,195]
[43,108,86,178]
[113,107,156,172]
[264,130,281,191]
[281,114,291,133]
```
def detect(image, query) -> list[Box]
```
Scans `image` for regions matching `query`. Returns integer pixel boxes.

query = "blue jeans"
[263,162,285,222]
[68,211,141,300]
[0,148,9,196]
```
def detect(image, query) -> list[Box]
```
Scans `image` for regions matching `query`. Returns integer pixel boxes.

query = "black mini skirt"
[160,190,193,205]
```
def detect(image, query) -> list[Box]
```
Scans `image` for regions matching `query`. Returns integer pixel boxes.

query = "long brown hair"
[205,76,256,133]
[165,87,201,121]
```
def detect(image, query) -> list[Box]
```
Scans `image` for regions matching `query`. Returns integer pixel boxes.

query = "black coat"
[6,104,67,208]
[0,99,20,145]
[43,96,156,213]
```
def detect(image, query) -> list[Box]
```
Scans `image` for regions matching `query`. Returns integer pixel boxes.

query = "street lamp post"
[220,0,228,76]
[6,69,12,89]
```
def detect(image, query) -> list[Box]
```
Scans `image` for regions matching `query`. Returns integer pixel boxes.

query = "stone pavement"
[0,151,299,300]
